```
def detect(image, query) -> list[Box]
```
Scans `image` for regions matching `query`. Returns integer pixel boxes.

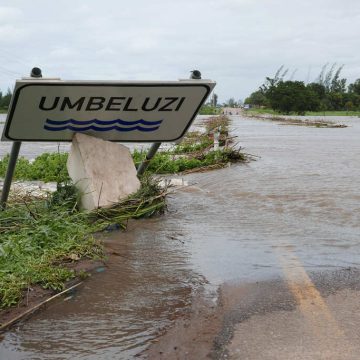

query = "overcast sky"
[0,0,359,102]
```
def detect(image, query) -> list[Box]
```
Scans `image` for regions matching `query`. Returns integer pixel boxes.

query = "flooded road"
[1,114,360,359]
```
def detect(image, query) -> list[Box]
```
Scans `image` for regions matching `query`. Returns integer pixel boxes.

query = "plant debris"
[246,113,347,128]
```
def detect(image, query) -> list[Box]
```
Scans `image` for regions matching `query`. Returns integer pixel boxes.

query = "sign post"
[0,141,21,209]
[0,67,43,209]
[136,70,205,176]
[1,70,215,209]
[136,142,161,176]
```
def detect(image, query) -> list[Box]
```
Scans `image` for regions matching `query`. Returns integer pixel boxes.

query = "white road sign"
[2,79,215,142]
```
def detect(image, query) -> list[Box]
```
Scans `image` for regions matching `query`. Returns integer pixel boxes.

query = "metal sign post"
[136,70,205,176]
[0,70,215,209]
[1,67,42,209]
[136,142,161,176]
[0,141,21,209]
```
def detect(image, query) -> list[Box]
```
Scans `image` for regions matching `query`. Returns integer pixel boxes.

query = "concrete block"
[67,133,140,211]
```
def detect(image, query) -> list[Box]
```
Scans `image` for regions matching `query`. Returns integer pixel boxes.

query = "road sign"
[2,79,215,142]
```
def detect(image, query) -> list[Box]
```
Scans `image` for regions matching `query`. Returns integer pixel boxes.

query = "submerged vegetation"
[245,112,347,128]
[246,108,360,117]
[133,117,246,174]
[0,115,249,310]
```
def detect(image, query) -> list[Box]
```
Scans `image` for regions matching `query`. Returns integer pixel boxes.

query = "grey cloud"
[0,0,359,101]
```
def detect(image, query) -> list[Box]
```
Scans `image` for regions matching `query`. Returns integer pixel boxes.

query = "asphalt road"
[146,268,360,359]
[145,114,360,360]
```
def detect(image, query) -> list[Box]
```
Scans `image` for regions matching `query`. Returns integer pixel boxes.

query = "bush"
[267,81,320,115]
[199,105,220,115]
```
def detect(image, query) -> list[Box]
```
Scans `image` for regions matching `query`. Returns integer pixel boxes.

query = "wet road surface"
[1,114,360,359]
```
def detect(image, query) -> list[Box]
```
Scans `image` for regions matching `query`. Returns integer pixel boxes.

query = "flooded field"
[1,114,360,359]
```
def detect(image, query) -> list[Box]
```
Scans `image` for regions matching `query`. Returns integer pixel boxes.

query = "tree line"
[245,64,360,114]
[200,93,245,114]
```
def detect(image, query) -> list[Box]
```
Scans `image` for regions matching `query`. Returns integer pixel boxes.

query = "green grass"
[131,117,246,174]
[0,192,100,308]
[0,153,70,183]
[246,108,360,116]
[133,147,245,174]
[0,178,166,309]
[199,105,220,115]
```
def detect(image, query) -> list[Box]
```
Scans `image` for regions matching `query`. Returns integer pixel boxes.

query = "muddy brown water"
[1,114,360,359]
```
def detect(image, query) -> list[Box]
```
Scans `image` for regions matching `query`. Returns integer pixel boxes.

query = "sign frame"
[2,80,215,143]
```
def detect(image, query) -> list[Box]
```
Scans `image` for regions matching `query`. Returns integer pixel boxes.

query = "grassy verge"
[0,115,249,310]
[246,108,360,117]
[0,116,248,181]
[0,177,166,309]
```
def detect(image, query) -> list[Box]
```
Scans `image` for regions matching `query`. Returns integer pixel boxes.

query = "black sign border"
[3,82,213,142]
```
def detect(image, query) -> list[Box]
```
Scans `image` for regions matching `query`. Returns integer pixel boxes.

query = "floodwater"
[1,114,360,359]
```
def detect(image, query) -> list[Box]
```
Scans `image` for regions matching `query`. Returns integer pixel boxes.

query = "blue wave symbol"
[44,125,160,132]
[44,118,162,132]
[45,118,163,126]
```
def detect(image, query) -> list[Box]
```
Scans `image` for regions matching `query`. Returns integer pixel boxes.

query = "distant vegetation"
[199,104,221,115]
[245,64,360,115]
[0,88,12,112]
[200,92,244,114]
